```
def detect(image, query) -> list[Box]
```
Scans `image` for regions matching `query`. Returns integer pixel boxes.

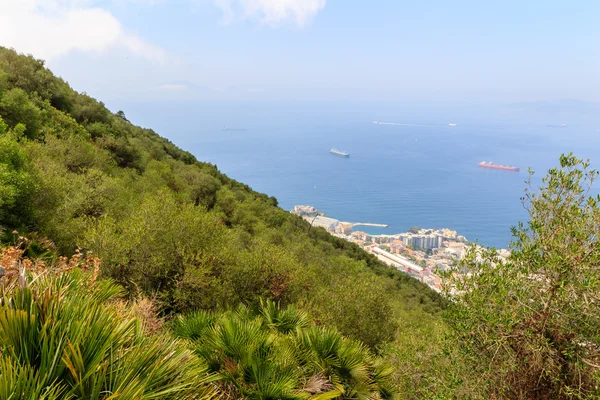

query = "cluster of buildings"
[395,228,466,250]
[340,228,467,252]
[291,205,323,218]
[371,247,443,290]
[291,205,510,293]
[361,236,466,292]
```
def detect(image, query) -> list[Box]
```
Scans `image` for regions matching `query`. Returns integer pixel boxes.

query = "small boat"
[330,148,350,158]
[479,161,519,172]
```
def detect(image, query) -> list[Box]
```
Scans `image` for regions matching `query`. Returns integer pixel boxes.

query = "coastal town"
[291,205,511,292]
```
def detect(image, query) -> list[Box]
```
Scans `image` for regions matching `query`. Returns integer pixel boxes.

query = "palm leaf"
[0,263,216,400]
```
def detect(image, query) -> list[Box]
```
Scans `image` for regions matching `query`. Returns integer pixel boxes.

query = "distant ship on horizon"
[479,161,519,172]
[223,126,248,131]
[330,148,350,158]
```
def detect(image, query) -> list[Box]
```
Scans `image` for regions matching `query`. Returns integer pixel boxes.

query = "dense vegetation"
[2,47,599,399]
[0,47,446,398]
[444,155,600,399]
[0,46,444,347]
[173,300,395,399]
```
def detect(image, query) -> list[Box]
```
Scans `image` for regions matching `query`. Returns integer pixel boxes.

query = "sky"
[0,0,599,110]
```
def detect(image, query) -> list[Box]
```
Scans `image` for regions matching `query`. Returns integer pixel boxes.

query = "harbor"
[290,205,387,232]
[290,205,511,293]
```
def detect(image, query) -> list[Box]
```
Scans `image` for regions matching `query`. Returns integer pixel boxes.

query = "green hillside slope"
[0,47,444,351]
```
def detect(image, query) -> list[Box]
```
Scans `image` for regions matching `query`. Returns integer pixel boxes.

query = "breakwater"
[351,222,388,228]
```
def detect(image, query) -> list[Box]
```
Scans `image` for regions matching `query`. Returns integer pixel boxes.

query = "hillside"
[0,46,444,349]
[3,47,600,399]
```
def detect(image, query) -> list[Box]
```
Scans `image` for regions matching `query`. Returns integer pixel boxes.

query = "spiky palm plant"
[296,326,397,399]
[173,309,217,342]
[260,299,310,334]
[175,305,304,399]
[0,248,216,399]
[173,301,398,400]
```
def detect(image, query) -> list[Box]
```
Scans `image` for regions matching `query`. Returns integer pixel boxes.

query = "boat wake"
[372,121,453,129]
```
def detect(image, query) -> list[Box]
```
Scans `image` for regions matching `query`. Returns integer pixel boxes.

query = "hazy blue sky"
[1,0,599,106]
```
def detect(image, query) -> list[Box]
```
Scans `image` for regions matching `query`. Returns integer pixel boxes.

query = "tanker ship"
[479,161,519,172]
[330,148,350,158]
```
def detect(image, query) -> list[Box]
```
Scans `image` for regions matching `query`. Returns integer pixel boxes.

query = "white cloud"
[0,0,166,62]
[214,0,326,26]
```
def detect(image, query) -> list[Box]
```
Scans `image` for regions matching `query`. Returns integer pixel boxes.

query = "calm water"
[120,102,600,249]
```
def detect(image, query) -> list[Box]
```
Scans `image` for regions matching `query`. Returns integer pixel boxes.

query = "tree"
[444,154,600,399]
[0,87,42,139]
[0,115,7,134]
[0,135,36,227]
[0,47,74,112]
[70,92,109,124]
[116,110,129,122]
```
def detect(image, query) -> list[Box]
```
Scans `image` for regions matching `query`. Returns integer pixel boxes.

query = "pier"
[290,206,388,231]
[351,222,388,228]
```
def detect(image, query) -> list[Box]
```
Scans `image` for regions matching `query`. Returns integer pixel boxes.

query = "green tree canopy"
[0,87,42,139]
[0,135,36,227]
[408,226,420,234]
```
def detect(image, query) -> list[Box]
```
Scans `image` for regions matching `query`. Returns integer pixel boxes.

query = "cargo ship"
[479,161,519,172]
[330,148,350,158]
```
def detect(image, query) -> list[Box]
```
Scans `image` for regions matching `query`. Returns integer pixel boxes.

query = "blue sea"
[118,101,600,249]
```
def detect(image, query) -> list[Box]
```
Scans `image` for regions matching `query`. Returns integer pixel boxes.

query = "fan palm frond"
[173,302,398,399]
[173,309,217,341]
[260,299,310,334]
[0,263,216,400]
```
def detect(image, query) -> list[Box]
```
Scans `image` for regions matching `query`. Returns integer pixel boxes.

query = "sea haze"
[118,102,600,249]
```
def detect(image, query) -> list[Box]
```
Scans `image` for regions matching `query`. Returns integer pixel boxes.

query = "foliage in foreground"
[173,300,396,399]
[0,245,215,399]
[444,154,600,399]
